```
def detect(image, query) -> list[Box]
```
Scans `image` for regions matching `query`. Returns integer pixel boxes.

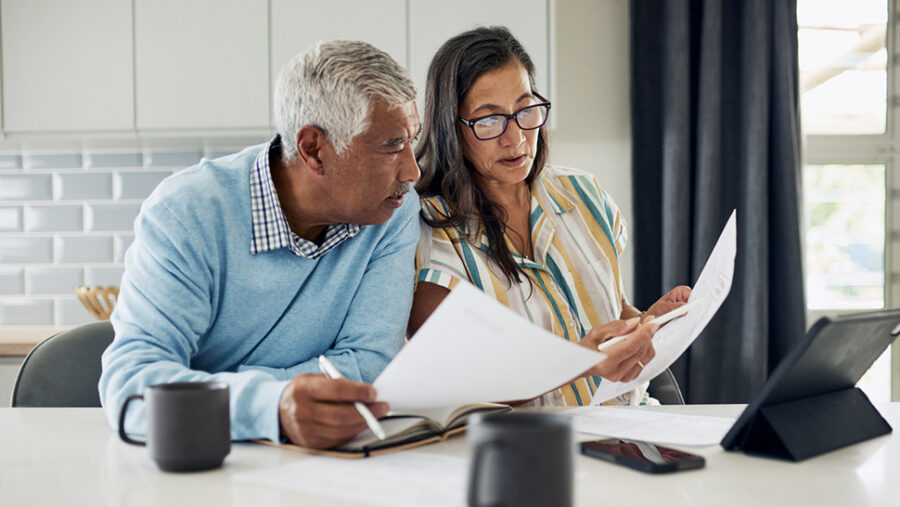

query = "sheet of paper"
[562,407,736,447]
[374,282,607,411]
[590,210,737,404]
[232,451,467,507]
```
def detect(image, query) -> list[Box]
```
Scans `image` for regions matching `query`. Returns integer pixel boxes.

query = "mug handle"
[118,394,146,446]
[467,441,503,507]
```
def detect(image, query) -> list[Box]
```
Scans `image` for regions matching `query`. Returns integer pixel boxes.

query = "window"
[798,0,897,402]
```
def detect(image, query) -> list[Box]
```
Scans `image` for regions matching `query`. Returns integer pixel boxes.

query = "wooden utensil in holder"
[75,286,119,320]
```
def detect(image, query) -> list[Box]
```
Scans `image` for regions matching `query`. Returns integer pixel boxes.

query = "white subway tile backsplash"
[0,155,23,170]
[24,205,84,232]
[114,171,172,199]
[144,150,202,168]
[114,235,135,262]
[0,174,53,200]
[84,267,124,287]
[0,207,23,232]
[54,236,113,263]
[84,152,142,169]
[26,267,84,295]
[0,298,54,325]
[23,153,83,170]
[0,268,24,294]
[0,237,53,263]
[85,203,140,231]
[53,173,114,200]
[55,297,96,326]
[0,140,240,327]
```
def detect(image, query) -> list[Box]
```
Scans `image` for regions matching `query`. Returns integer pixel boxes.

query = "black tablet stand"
[734,387,892,461]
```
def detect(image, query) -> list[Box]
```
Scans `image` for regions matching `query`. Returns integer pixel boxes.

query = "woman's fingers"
[645,285,693,319]
[588,322,658,380]
[667,285,692,302]
[580,317,640,349]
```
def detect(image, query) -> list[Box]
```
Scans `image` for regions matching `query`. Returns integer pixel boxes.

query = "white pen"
[596,297,706,351]
[317,354,387,440]
[648,297,706,326]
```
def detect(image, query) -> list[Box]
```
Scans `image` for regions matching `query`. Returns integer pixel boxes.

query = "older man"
[100,41,420,450]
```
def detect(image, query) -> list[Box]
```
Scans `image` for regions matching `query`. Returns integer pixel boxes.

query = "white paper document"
[232,451,467,507]
[563,407,736,447]
[590,211,737,405]
[374,282,607,410]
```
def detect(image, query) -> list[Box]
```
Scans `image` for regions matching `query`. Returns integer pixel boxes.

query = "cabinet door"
[1,0,134,132]
[409,0,550,100]
[134,0,269,130]
[270,0,407,126]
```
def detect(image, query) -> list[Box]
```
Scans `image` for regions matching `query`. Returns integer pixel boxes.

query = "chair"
[11,321,114,407]
[648,368,685,405]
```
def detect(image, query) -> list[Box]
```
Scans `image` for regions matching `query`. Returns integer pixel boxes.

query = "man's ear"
[295,126,330,175]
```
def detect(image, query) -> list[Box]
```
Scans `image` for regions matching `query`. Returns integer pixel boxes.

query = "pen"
[648,297,706,326]
[317,354,387,440]
[596,298,706,351]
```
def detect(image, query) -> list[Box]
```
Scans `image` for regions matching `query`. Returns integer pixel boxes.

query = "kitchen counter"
[0,328,57,357]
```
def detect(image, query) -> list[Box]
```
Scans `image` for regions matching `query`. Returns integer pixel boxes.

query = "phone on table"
[580,438,705,474]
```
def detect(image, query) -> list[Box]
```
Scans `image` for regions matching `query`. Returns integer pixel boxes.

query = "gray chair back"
[648,368,685,405]
[11,321,114,407]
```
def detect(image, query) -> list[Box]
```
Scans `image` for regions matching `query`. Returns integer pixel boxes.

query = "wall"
[550,0,633,297]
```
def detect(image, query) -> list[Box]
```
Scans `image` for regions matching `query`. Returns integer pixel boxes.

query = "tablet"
[721,308,900,456]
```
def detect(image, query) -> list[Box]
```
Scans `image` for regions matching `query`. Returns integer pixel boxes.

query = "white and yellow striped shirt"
[415,165,646,406]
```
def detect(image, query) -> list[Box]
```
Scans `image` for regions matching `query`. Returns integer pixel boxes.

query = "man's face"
[325,99,420,226]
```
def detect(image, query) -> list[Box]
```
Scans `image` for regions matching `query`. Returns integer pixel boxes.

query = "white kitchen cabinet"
[134,0,269,130]
[270,0,407,126]
[0,1,552,135]
[1,0,134,132]
[0,357,23,407]
[409,0,551,103]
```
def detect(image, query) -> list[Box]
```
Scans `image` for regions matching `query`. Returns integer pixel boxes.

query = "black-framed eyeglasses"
[458,102,551,141]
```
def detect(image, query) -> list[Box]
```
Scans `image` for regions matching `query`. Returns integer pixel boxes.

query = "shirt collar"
[249,135,360,259]
[536,171,578,214]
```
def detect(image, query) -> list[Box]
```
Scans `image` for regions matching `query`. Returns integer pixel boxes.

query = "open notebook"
[259,403,510,458]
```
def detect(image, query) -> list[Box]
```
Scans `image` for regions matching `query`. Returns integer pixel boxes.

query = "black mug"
[118,381,230,472]
[467,412,574,507]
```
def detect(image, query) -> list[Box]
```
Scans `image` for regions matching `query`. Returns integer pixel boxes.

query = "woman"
[409,26,690,406]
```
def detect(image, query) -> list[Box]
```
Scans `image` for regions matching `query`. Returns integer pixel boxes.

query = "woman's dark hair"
[416,26,549,285]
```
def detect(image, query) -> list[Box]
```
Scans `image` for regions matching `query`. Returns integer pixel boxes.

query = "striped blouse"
[415,165,647,406]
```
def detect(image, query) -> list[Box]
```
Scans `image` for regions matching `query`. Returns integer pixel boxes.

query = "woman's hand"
[578,318,659,383]
[644,285,692,321]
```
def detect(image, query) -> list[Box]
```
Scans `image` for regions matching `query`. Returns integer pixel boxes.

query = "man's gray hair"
[274,40,417,159]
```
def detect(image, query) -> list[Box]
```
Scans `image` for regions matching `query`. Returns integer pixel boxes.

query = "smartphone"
[580,438,705,474]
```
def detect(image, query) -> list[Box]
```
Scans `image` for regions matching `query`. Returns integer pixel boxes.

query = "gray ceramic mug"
[118,381,230,472]
[467,412,574,507]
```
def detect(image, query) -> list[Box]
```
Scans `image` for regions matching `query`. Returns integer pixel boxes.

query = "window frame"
[800,0,899,401]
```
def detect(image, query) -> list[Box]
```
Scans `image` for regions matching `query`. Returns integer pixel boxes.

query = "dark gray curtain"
[630,0,807,403]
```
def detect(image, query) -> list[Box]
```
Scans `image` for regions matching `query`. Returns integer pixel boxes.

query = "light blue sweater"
[99,143,419,442]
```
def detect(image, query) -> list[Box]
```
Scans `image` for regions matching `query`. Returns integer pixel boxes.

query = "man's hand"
[644,285,692,321]
[278,374,389,450]
[578,318,658,383]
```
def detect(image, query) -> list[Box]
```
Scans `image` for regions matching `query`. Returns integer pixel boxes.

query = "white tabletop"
[0,404,897,507]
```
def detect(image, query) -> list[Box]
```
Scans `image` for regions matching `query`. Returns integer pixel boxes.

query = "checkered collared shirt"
[249,136,360,258]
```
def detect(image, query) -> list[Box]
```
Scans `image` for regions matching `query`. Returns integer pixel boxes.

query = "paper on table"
[374,282,607,411]
[562,407,736,447]
[590,210,737,405]
[232,451,467,507]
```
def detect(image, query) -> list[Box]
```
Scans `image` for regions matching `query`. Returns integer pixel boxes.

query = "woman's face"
[458,60,542,189]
